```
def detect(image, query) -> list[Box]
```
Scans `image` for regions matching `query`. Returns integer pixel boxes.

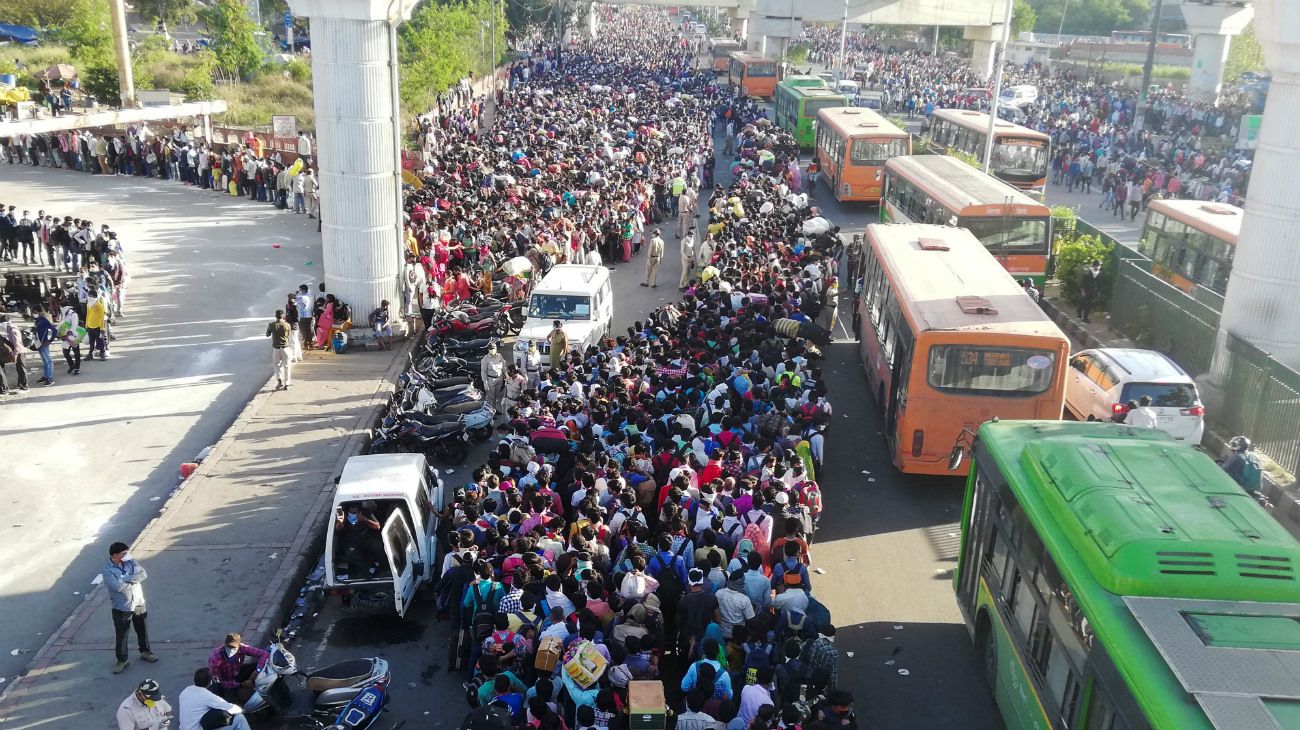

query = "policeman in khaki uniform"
[642,228,665,288]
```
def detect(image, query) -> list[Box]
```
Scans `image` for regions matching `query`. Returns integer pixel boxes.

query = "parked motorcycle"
[243,633,390,723]
[372,418,472,463]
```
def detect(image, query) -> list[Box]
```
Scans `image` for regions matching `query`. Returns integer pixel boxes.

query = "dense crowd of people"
[387,9,856,730]
[793,25,1257,208]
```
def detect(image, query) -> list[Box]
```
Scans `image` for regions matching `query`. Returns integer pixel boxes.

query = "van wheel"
[1085,414,1097,422]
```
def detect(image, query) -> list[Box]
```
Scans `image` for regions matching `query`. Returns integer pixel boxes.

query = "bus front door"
[885,346,910,449]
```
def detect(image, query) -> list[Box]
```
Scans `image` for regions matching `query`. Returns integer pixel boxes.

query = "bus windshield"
[960,217,1049,255]
[927,346,1057,396]
[849,138,908,166]
[529,294,591,320]
[803,99,842,118]
[748,62,777,77]
[993,139,1048,178]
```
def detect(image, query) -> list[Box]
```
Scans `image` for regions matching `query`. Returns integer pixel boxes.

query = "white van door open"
[382,512,421,617]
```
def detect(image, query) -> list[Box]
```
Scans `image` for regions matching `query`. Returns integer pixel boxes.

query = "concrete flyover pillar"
[287,0,418,318]
[1211,0,1300,374]
[964,25,999,81]
[1181,2,1253,104]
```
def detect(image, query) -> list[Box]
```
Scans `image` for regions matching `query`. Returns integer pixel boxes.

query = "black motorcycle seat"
[305,659,374,691]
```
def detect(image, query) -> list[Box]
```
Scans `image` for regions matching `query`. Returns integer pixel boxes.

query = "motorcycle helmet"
[1230,436,1252,453]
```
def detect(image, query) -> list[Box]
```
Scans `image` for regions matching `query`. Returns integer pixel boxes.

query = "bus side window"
[1083,688,1129,730]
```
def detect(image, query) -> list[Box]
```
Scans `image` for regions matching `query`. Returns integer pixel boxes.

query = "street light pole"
[982,0,1014,174]
[838,0,849,74]
[1056,0,1071,40]
[490,0,498,94]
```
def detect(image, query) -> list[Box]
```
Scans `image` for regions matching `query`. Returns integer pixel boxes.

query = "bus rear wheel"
[981,627,998,691]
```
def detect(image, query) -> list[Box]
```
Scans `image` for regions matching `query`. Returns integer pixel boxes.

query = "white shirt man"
[178,675,250,730]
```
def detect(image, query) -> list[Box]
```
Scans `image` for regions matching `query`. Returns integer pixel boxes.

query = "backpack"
[464,673,489,708]
[740,513,771,565]
[20,327,37,351]
[1238,453,1263,493]
[649,539,690,601]
[742,641,773,685]
[758,411,787,440]
[0,334,13,364]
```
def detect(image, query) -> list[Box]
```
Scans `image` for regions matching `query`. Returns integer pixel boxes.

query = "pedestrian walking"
[1076,260,1103,323]
[266,309,293,390]
[0,314,27,393]
[294,284,314,350]
[33,306,56,385]
[643,229,665,287]
[283,293,303,362]
[101,541,159,673]
[678,228,696,290]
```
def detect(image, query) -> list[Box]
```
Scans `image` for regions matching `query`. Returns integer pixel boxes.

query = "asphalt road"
[0,166,322,685]
[288,135,1003,730]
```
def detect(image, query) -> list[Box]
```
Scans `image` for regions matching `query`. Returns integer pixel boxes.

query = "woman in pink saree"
[314,294,336,349]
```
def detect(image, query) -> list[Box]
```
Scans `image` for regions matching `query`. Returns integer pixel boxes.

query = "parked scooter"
[371,418,472,463]
[243,633,390,723]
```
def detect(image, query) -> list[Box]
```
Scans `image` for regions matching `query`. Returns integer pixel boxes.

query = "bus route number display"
[961,350,1012,367]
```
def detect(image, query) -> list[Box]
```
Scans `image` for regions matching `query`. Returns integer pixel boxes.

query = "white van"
[999,84,1039,109]
[514,264,613,368]
[322,453,448,617]
[835,79,860,100]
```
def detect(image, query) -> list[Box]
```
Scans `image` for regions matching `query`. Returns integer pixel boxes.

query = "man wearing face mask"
[207,632,270,702]
[117,678,173,730]
[335,503,383,578]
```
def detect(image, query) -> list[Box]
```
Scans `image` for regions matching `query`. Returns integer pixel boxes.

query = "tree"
[1028,0,1151,37]
[140,0,197,29]
[399,0,506,113]
[199,0,263,81]
[0,0,76,28]
[1012,0,1037,36]
[1224,21,1265,80]
[54,0,113,65]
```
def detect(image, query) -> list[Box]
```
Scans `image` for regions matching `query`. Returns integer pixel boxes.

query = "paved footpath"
[0,344,407,729]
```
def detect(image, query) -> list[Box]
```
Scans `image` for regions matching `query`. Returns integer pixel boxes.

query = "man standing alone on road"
[643,229,665,288]
[678,228,696,290]
[102,541,159,673]
[266,309,293,390]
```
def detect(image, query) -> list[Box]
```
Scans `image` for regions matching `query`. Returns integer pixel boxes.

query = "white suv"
[1064,348,1205,443]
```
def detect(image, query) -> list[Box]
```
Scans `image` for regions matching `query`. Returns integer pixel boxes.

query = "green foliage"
[1012,0,1037,36]
[1102,62,1190,80]
[1225,21,1265,80]
[1029,0,1151,37]
[1051,205,1078,239]
[54,0,113,65]
[80,61,120,104]
[786,43,810,66]
[285,58,311,84]
[399,0,506,113]
[138,0,197,27]
[1055,232,1115,306]
[178,56,217,100]
[199,0,264,81]
[0,44,73,81]
[215,71,315,130]
[949,148,984,170]
[0,0,75,28]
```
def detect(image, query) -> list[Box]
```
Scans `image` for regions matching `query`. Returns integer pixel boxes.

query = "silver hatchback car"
[1064,348,1206,443]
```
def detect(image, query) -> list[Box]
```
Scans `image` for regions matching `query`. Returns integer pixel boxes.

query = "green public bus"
[955,420,1300,730]
[774,82,846,149]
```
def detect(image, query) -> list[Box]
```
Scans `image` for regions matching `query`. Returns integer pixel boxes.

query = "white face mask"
[226,646,239,658]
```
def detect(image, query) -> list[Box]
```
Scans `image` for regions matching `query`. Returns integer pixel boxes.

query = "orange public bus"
[710,38,742,72]
[814,107,910,203]
[927,109,1051,195]
[855,223,1069,474]
[728,51,779,98]
[1139,198,1243,295]
[880,155,1053,283]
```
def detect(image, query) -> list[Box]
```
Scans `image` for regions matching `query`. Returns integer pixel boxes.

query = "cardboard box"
[535,635,562,672]
[562,640,608,689]
[628,680,665,730]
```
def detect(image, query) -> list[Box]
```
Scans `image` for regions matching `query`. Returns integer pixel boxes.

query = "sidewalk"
[0,344,407,729]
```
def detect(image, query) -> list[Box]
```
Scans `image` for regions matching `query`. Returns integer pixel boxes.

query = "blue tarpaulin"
[0,23,39,44]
